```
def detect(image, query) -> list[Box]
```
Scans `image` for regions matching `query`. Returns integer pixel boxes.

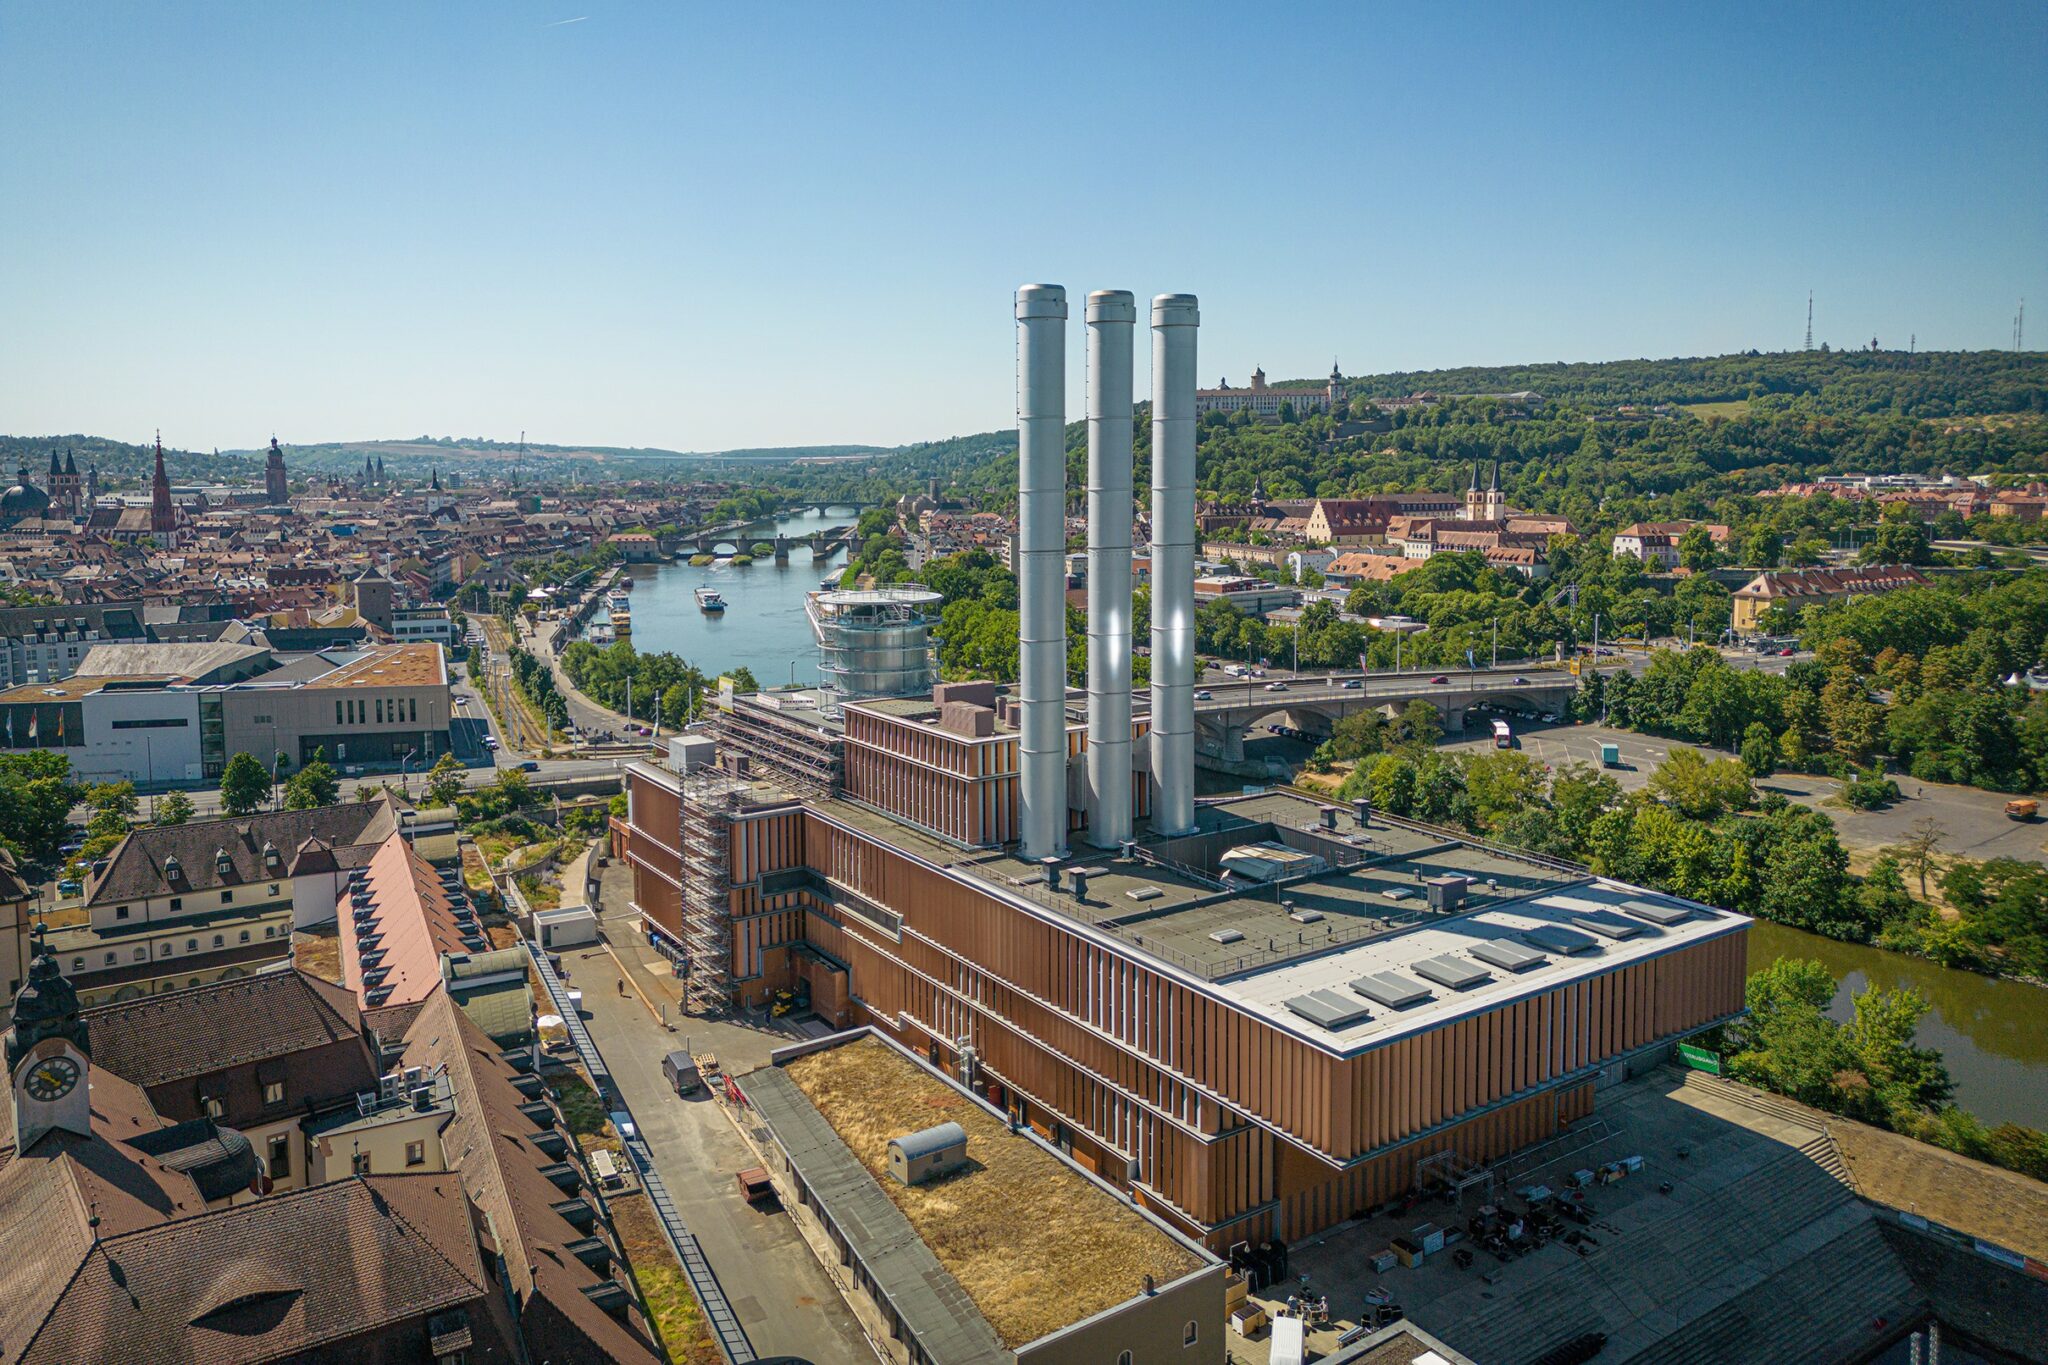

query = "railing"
[525,944,756,1364]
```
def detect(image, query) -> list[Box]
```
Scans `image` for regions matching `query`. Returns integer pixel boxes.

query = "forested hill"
[1302,349,2048,418]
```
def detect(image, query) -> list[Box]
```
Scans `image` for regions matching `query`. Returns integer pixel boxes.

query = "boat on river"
[696,586,727,614]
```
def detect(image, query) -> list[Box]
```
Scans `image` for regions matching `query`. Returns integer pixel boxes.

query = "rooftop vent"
[1470,939,1547,972]
[1208,928,1245,946]
[1413,955,1491,990]
[1124,885,1163,902]
[1285,990,1372,1030]
[1565,913,1645,941]
[1285,903,1323,925]
[1622,898,1694,927]
[1350,971,1433,1009]
[1520,924,1601,956]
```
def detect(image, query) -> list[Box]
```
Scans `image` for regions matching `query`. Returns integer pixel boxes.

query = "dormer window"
[163,854,182,882]
[215,849,233,878]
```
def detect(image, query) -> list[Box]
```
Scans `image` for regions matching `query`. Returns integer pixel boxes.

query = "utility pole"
[1491,617,1498,669]
[1805,292,1814,351]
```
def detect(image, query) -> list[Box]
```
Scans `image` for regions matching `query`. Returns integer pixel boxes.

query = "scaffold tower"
[679,772,744,1013]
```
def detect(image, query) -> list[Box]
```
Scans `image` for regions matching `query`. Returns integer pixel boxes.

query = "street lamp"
[400,747,418,799]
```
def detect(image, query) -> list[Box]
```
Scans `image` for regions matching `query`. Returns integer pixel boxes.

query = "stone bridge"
[1191,668,1578,772]
[675,522,856,559]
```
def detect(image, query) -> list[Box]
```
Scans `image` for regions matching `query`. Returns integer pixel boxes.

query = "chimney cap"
[1086,290,1137,324]
[1016,284,1068,320]
[1151,294,1200,327]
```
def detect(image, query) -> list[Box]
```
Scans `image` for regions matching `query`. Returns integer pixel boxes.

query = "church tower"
[265,437,289,504]
[1463,460,1483,521]
[8,927,92,1152]
[1483,460,1505,521]
[150,432,178,542]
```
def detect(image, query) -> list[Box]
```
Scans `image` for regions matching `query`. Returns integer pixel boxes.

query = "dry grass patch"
[293,927,343,984]
[610,1190,720,1365]
[784,1035,1201,1349]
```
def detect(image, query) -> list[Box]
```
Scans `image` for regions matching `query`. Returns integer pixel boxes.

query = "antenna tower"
[1804,292,1813,351]
[2017,300,2026,352]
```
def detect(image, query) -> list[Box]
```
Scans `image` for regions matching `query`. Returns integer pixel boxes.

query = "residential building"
[0,601,148,689]
[1611,521,1730,569]
[0,938,660,1364]
[1730,564,1933,633]
[1193,575,1301,617]
[52,795,417,1006]
[1303,492,1465,545]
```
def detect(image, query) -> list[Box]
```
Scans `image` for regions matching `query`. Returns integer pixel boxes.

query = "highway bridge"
[1189,667,1580,768]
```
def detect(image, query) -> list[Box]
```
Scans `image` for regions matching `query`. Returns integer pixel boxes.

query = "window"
[268,1134,290,1179]
[110,717,189,730]
[133,947,146,962]
[1184,1320,1199,1346]
[103,952,116,967]
[263,925,275,938]
[405,1140,426,1167]
[212,934,224,948]
[168,897,181,911]
[267,883,280,896]
[336,699,345,726]
[409,697,418,722]
[114,905,129,921]
[1119,1354,1133,1365]
[159,942,172,956]
[185,938,197,953]
[204,1096,224,1118]
[71,958,83,973]
[263,1080,285,1105]
[375,698,384,724]
[238,930,251,943]
[352,1151,372,1176]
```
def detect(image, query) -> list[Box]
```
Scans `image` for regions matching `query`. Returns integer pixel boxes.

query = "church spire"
[151,431,176,537]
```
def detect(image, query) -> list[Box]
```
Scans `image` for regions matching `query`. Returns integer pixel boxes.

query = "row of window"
[111,716,190,730]
[73,923,276,971]
[112,883,281,919]
[335,695,422,726]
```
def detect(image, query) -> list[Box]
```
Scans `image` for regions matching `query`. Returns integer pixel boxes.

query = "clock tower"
[8,927,91,1153]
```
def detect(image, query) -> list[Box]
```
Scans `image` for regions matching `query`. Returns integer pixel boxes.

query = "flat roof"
[761,1033,1209,1351]
[304,643,447,689]
[0,675,179,702]
[812,789,1745,1056]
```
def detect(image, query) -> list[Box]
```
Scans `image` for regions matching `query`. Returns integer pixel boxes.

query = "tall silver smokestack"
[1149,293,1199,835]
[1016,284,1069,861]
[1085,290,1136,849]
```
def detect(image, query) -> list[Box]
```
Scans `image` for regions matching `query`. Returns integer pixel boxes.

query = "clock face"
[24,1055,80,1102]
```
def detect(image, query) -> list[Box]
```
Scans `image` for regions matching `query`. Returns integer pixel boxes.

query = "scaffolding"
[679,772,745,1014]
[709,700,842,799]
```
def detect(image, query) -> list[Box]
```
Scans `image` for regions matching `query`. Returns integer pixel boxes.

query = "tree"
[491,767,535,811]
[1725,957,1846,1109]
[283,748,340,810]
[1820,670,1885,765]
[220,752,270,816]
[1784,536,1829,567]
[153,790,195,826]
[1648,747,1753,820]
[86,781,139,822]
[1677,525,1719,572]
[1897,817,1946,898]
[0,751,83,866]
[423,752,467,809]
[1742,525,1783,569]
[1462,751,1546,830]
[1739,722,1778,778]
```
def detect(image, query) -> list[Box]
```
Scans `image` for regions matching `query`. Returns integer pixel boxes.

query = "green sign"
[1678,1043,1722,1075]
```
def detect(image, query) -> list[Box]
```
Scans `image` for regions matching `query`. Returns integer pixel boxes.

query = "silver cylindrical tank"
[808,587,944,700]
[1085,289,1136,849]
[1016,283,1069,861]
[1149,293,1199,835]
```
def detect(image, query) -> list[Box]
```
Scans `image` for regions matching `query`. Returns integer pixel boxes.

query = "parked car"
[56,879,81,898]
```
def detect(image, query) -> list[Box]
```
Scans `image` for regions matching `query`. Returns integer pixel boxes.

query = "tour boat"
[695,586,727,614]
[611,608,632,636]
[587,621,616,645]
[607,590,631,612]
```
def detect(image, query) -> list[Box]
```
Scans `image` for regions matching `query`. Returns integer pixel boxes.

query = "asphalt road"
[573,862,873,1365]
[1442,719,2048,861]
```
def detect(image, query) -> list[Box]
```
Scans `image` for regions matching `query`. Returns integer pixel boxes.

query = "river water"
[1746,920,2048,1129]
[595,506,862,689]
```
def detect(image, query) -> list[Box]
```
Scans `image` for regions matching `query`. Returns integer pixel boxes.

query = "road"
[1443,719,2048,861]
[570,858,873,1364]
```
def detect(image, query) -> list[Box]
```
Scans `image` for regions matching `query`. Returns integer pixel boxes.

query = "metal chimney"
[1085,290,1136,848]
[1017,284,1069,861]
[1149,293,1199,835]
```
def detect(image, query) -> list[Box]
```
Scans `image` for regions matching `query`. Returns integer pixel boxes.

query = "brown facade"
[623,777,1748,1249]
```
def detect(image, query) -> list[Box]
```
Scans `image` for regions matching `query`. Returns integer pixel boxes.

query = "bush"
[1841,767,1901,810]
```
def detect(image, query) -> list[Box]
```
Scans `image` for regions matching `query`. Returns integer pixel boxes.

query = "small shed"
[534,904,598,950]
[885,1121,969,1187]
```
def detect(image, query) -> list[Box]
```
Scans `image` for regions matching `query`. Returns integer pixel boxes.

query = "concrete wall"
[1016,1263,1226,1364]
[75,687,204,786]
[222,679,450,770]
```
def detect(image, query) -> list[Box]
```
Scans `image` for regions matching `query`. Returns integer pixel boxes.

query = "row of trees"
[557,638,759,727]
[1727,959,2048,1182]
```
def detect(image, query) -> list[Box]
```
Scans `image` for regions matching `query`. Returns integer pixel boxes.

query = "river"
[594,506,862,689]
[1746,919,2048,1129]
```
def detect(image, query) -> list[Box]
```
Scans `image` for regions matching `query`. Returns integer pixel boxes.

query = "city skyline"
[3,1,2043,452]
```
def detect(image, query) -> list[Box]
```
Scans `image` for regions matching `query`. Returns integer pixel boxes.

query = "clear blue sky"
[3,1,2042,453]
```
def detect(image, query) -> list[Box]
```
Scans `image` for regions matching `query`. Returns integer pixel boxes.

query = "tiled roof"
[16,1175,492,1365]
[85,798,400,908]
[85,970,367,1089]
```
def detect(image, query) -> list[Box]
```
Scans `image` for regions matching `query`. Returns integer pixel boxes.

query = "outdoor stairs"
[1798,1133,1857,1192]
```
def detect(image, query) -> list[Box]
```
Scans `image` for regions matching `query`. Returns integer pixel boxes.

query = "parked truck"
[662,1049,703,1096]
[1600,742,1621,768]
[2007,798,2039,822]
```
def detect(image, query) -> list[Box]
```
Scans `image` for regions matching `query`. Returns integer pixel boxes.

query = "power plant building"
[615,287,1748,1254]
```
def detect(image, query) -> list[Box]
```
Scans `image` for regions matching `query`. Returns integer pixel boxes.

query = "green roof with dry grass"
[780,1035,1204,1349]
